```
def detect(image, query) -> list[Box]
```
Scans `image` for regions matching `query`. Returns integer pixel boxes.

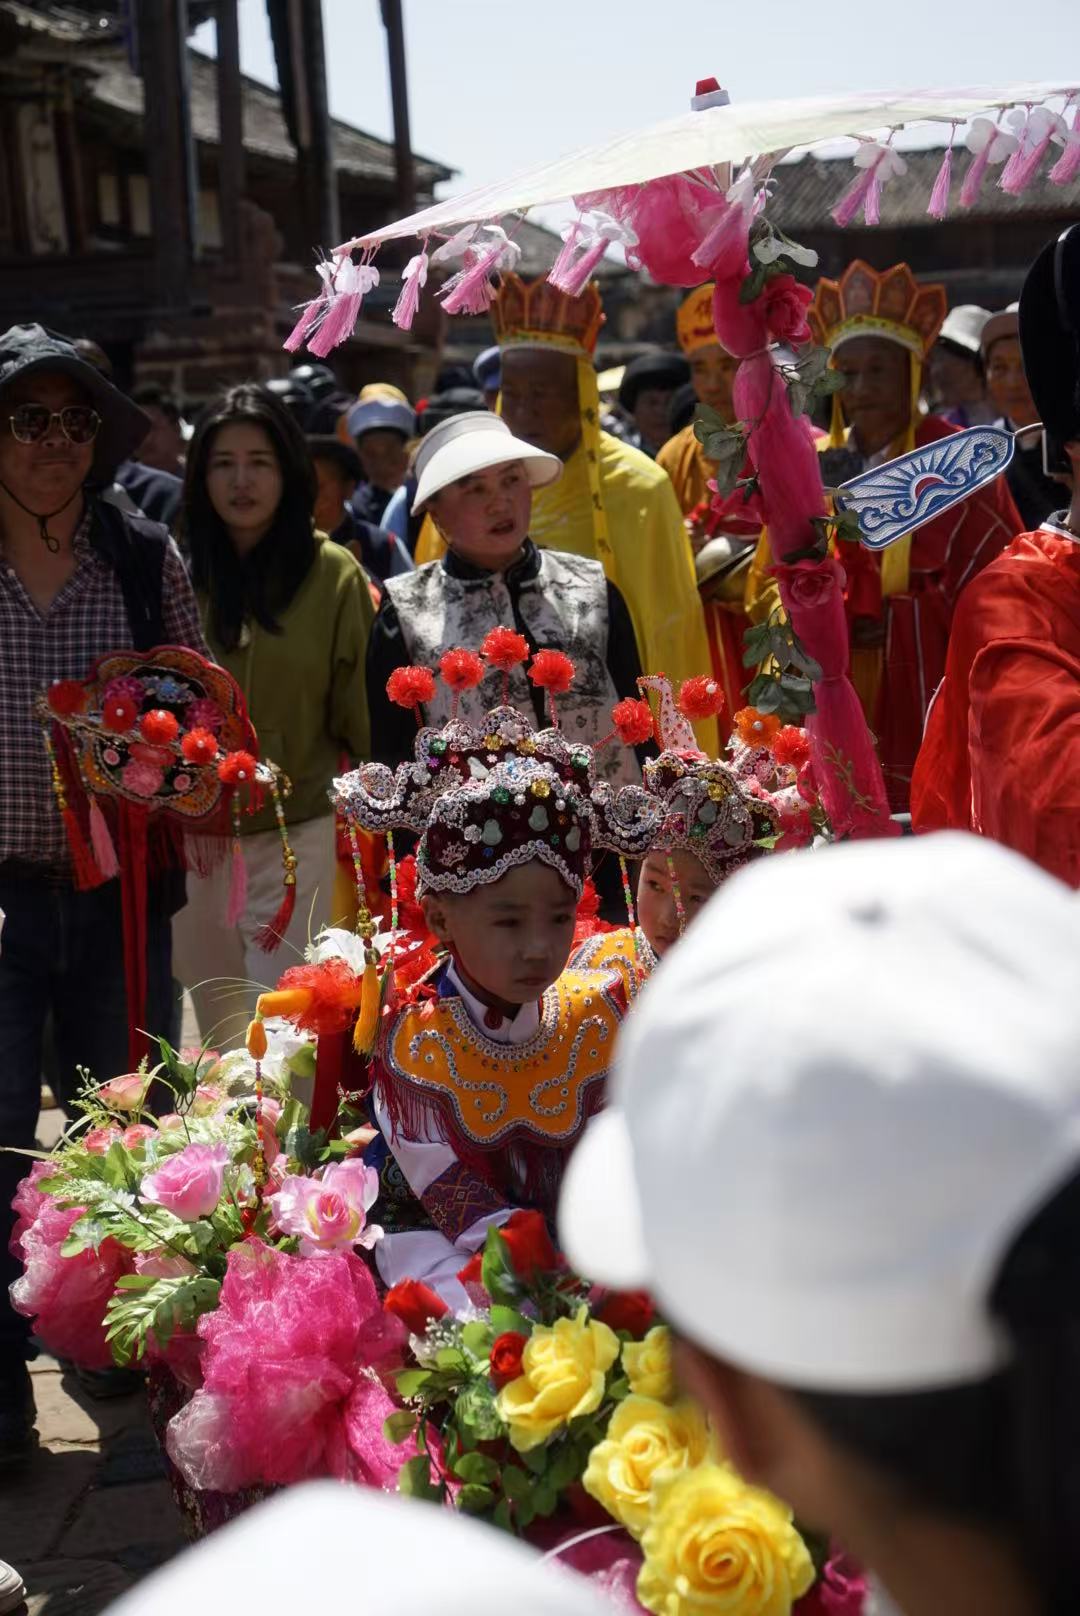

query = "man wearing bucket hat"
[913,225,1080,886]
[366,411,645,794]
[560,831,1080,1616]
[0,323,208,1466]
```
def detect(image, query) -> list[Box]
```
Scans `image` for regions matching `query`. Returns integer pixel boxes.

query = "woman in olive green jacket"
[174,384,374,1043]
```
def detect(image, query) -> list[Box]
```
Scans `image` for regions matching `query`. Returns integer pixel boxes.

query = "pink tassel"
[831,164,878,229]
[283,294,327,354]
[225,838,247,928]
[439,245,503,316]
[307,291,362,358]
[863,174,883,227]
[1050,106,1080,185]
[1000,130,1055,196]
[391,250,428,331]
[959,142,993,208]
[88,797,119,880]
[548,238,608,298]
[549,220,583,285]
[926,145,953,220]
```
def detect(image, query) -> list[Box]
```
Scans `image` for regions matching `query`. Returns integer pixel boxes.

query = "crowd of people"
[0,219,1077,1616]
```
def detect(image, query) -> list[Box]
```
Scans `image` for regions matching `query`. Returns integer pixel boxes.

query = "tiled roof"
[510,216,628,280]
[773,144,1078,230]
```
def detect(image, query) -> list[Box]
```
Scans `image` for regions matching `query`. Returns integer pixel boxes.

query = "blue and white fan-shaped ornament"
[833,425,1020,549]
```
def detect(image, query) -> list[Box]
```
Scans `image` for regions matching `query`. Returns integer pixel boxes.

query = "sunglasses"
[7,403,102,446]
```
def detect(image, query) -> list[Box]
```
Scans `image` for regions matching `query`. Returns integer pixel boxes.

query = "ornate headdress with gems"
[333,650,662,900]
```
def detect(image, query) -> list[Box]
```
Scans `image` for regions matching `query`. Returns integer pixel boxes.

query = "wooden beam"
[134,0,196,308]
[380,0,415,219]
[215,0,245,272]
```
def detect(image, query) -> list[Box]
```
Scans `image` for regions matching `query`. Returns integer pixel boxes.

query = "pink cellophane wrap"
[9,1160,134,1369]
[623,173,732,286]
[532,1520,648,1613]
[710,272,895,838]
[165,1238,413,1492]
[796,1555,868,1614]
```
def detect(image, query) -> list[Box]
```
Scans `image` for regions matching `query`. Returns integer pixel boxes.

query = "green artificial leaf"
[383,1410,419,1445]
[398,1454,440,1501]
[742,622,774,668]
[286,1042,316,1082]
[481,1226,520,1308]
[456,1483,495,1515]
[739,261,768,305]
[606,1375,631,1403]
[693,402,729,436]
[521,1445,548,1476]
[747,673,785,716]
[453,1451,500,1485]
[435,1347,469,1373]
[831,507,866,546]
[395,1368,434,1401]
[103,1141,134,1190]
[492,1499,514,1533]
[461,1320,495,1359]
[533,1476,559,1518]
[454,1384,505,1442]
[488,1305,531,1338]
[104,1274,220,1366]
[501,1465,532,1503]
[60,1232,88,1258]
[548,1441,586,1491]
[514,1495,536,1530]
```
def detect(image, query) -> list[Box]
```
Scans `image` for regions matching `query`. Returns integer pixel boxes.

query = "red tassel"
[88,797,120,879]
[253,881,297,953]
[62,805,105,890]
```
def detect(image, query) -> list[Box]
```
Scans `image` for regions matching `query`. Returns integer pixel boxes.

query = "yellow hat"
[359,382,410,405]
[677,284,721,355]
[808,261,947,360]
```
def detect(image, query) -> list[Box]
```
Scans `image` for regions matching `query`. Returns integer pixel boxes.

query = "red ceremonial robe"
[839,416,1022,812]
[911,520,1080,888]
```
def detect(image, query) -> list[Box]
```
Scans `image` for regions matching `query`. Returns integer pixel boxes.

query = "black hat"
[306,434,362,484]
[0,323,150,481]
[417,387,487,437]
[618,352,691,414]
[1019,224,1080,454]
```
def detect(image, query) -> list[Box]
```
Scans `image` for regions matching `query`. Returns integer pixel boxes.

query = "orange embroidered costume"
[913,226,1080,886]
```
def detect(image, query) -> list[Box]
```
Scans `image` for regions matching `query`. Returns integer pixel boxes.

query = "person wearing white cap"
[366,411,647,798]
[928,304,996,428]
[346,395,416,526]
[100,1482,612,1615]
[560,831,1080,1616]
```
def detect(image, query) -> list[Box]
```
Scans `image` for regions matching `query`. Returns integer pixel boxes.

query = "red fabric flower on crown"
[611,697,655,747]
[528,650,575,694]
[180,727,219,765]
[386,665,436,710]
[46,680,87,717]
[140,708,180,746]
[439,648,485,691]
[480,627,530,671]
[771,725,811,770]
[677,676,726,722]
[102,696,137,733]
[218,750,257,786]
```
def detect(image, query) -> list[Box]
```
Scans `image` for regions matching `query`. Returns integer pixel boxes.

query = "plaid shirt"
[0,505,208,868]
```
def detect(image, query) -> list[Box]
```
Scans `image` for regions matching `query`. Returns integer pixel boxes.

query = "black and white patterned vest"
[384,549,641,790]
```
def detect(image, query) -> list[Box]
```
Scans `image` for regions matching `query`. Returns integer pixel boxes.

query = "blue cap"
[473,345,501,393]
[346,398,416,441]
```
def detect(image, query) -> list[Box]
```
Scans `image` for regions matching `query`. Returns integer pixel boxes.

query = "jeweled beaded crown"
[491,272,605,357]
[808,260,948,359]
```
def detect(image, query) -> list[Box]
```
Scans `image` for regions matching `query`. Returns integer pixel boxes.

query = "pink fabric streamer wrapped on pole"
[709,271,895,838]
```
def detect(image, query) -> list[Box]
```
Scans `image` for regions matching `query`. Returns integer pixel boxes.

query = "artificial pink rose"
[85,1125,123,1155]
[121,759,165,797]
[122,1124,156,1150]
[134,1249,197,1279]
[269,1160,382,1256]
[760,272,814,345]
[773,556,847,611]
[156,1112,185,1132]
[187,696,224,734]
[190,1085,225,1116]
[141,1142,230,1221]
[97,1073,148,1113]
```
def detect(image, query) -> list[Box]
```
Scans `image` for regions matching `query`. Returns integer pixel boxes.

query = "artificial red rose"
[386,665,436,710]
[611,698,654,747]
[46,679,86,717]
[456,1250,483,1287]
[772,556,846,611]
[489,1330,527,1389]
[102,696,137,733]
[594,1290,656,1336]
[677,675,725,722]
[528,649,575,694]
[140,708,180,746]
[760,272,813,346]
[383,1279,449,1335]
[500,1209,558,1280]
[480,627,530,671]
[217,749,257,786]
[439,648,485,691]
[180,726,219,765]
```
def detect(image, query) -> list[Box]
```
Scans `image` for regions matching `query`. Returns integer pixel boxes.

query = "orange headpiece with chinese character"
[808,260,948,359]
[492,273,604,357]
[677,283,724,355]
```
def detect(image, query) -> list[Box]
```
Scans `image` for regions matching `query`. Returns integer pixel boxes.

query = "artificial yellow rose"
[496,1307,619,1452]
[583,1394,714,1538]
[624,1325,674,1402]
[638,1462,815,1616]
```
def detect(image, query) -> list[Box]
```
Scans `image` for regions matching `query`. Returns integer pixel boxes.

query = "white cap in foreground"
[412,412,561,511]
[103,1483,611,1616]
[559,832,1080,1393]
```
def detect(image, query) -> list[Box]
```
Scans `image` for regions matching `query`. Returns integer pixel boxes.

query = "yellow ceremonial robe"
[656,423,712,516]
[416,432,717,752]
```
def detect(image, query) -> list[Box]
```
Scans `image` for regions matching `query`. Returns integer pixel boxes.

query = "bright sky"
[193,0,1073,225]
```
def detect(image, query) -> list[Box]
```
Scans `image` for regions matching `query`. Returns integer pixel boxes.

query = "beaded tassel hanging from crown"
[666,854,687,936]
[618,853,645,991]
[42,726,104,890]
[252,774,298,952]
[346,822,385,1057]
